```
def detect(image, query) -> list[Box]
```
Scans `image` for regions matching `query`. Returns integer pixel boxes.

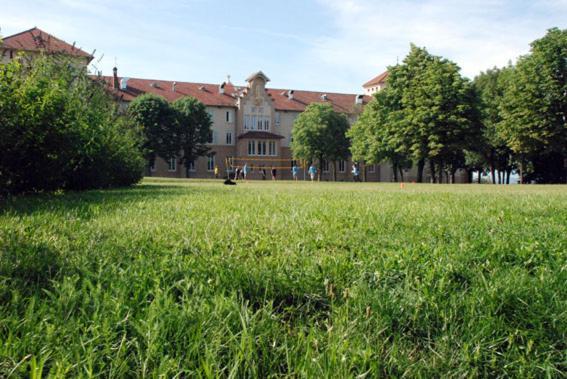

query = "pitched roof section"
[362,71,389,88]
[101,76,371,113]
[267,88,371,113]
[101,76,240,107]
[2,27,93,61]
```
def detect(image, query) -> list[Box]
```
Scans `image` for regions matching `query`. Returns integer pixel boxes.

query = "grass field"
[1,178,566,378]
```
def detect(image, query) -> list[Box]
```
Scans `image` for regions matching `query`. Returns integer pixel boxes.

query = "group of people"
[233,164,278,181]
[227,162,362,182]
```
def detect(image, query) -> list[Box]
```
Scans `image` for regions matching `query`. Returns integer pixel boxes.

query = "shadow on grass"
[0,183,212,217]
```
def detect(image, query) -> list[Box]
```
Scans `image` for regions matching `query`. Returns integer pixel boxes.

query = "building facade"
[105,69,388,181]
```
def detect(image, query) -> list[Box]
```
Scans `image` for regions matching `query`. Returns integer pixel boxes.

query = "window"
[248,140,256,155]
[268,141,276,156]
[208,131,214,144]
[322,160,329,173]
[275,112,281,127]
[368,164,375,173]
[263,118,270,131]
[257,118,262,130]
[207,155,215,171]
[226,110,233,123]
[257,141,267,156]
[168,157,177,172]
[188,160,196,172]
[150,160,156,172]
[338,160,346,173]
[226,132,232,145]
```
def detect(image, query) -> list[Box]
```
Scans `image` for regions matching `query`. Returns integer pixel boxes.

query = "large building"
[103,68,386,181]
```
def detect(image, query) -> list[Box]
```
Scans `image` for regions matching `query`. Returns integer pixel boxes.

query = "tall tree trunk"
[451,170,456,184]
[429,160,437,183]
[478,170,482,184]
[498,170,502,184]
[332,161,337,181]
[438,162,444,184]
[506,169,511,184]
[417,159,425,183]
[393,163,398,182]
[399,167,404,182]
[490,164,496,184]
[519,160,524,184]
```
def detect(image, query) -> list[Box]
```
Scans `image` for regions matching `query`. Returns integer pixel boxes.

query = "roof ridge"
[2,26,39,40]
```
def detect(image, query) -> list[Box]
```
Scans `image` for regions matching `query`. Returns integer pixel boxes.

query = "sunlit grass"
[1,178,566,377]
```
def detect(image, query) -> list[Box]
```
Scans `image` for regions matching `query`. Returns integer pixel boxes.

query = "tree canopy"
[129,94,213,177]
[291,103,350,180]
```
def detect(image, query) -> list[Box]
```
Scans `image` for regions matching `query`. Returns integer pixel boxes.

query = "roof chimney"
[112,67,119,89]
[355,94,364,105]
[219,82,226,94]
[287,89,294,100]
[172,81,177,92]
[321,94,328,101]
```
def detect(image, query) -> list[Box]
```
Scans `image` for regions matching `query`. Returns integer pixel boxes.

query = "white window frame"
[275,112,281,127]
[338,160,346,173]
[322,159,329,173]
[368,164,375,173]
[248,140,256,155]
[188,160,196,172]
[207,155,215,172]
[168,157,177,172]
[268,141,276,156]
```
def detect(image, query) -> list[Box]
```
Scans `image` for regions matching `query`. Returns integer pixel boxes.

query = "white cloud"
[311,0,567,81]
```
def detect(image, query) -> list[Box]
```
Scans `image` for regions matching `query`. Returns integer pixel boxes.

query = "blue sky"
[2,0,566,93]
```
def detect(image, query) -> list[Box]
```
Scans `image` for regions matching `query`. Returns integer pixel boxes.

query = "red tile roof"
[362,71,389,88]
[267,88,370,113]
[1,27,93,61]
[238,131,284,140]
[100,76,240,107]
[101,75,371,114]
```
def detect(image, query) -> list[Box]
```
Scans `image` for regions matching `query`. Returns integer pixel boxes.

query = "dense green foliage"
[291,103,350,180]
[0,56,144,195]
[351,29,566,183]
[128,94,178,168]
[172,96,213,177]
[128,94,212,177]
[499,28,567,183]
[0,179,565,377]
[472,67,516,184]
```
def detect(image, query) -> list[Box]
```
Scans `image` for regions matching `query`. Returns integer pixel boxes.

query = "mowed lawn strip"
[1,179,566,377]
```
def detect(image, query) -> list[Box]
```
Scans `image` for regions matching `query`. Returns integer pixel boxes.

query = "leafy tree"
[172,96,213,177]
[357,45,479,183]
[0,54,144,195]
[348,90,411,182]
[499,28,567,183]
[291,103,350,181]
[473,66,516,184]
[128,94,178,172]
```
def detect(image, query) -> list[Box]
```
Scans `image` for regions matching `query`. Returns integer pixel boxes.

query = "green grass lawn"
[1,178,566,377]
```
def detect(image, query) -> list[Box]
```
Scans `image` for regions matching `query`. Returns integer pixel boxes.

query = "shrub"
[0,55,144,195]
